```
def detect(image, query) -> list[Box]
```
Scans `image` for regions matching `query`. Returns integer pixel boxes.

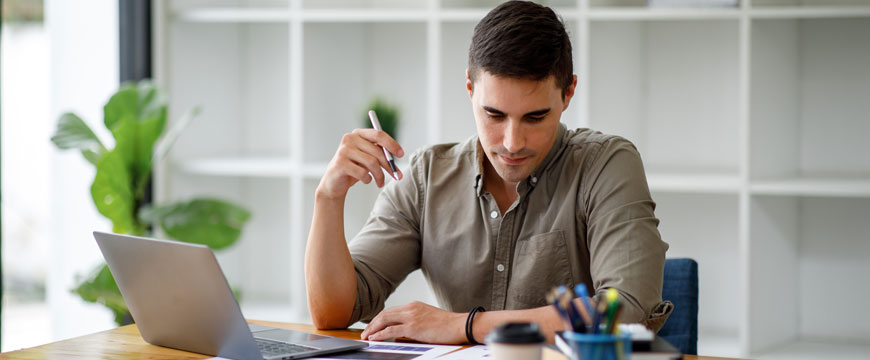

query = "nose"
[503,119,525,154]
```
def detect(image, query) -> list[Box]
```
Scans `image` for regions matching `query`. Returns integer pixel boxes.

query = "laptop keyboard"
[256,337,316,358]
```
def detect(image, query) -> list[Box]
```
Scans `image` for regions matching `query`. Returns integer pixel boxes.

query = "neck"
[483,156,518,213]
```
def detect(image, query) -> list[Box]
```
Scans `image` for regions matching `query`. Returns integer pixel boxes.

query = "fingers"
[361,309,403,340]
[353,128,405,160]
[344,130,404,185]
[343,161,372,185]
[336,135,390,186]
[320,129,405,199]
[347,136,393,185]
[331,142,374,184]
[366,324,407,342]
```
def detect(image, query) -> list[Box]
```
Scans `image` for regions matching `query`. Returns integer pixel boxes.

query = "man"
[305,0,670,345]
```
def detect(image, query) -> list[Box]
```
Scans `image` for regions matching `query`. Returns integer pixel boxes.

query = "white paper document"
[306,340,461,360]
[435,344,492,359]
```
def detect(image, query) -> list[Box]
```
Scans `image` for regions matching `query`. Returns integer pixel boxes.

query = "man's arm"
[359,299,590,344]
[305,129,405,329]
[583,137,668,325]
[305,192,357,329]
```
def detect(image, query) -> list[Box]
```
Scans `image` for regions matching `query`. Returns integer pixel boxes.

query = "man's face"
[467,70,576,185]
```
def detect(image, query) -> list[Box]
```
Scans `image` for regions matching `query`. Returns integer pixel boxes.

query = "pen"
[573,284,595,332]
[367,110,399,179]
[547,288,575,332]
[592,295,607,334]
[559,290,586,333]
[604,288,621,334]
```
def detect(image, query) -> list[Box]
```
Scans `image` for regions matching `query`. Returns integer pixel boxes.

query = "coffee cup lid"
[486,322,545,344]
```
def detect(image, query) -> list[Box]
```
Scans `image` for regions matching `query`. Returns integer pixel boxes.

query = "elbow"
[311,317,336,330]
[308,302,353,330]
[311,315,350,330]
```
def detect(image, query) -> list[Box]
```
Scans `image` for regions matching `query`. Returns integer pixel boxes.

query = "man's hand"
[360,302,468,344]
[317,128,405,200]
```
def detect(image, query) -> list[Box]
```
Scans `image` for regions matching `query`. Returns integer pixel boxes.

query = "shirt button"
[497,264,505,272]
[490,210,498,219]
[531,176,538,184]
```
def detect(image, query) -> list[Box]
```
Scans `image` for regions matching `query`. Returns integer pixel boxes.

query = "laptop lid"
[94,231,263,360]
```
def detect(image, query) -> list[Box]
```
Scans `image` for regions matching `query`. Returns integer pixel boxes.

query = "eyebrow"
[482,105,551,117]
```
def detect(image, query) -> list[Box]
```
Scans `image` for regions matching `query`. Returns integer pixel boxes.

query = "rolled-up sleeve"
[582,137,669,324]
[346,153,424,325]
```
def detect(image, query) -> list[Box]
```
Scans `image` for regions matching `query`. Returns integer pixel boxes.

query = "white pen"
[367,110,399,179]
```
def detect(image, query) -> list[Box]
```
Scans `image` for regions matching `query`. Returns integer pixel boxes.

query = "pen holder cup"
[562,332,632,360]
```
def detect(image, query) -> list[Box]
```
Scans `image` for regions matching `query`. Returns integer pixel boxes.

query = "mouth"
[499,155,529,166]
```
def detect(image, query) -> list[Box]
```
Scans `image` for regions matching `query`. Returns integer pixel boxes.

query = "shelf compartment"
[167,22,290,161]
[589,19,741,175]
[747,196,870,353]
[302,22,428,163]
[653,193,743,345]
[750,18,870,182]
[795,197,870,343]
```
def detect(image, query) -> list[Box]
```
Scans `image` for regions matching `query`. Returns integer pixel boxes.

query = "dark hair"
[468,1,573,98]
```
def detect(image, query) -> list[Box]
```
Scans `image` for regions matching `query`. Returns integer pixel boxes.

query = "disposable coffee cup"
[485,322,546,360]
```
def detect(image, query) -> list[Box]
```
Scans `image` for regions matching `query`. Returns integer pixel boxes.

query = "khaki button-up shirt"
[347,124,669,328]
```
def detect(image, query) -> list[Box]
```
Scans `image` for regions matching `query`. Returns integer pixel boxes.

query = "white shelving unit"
[153,0,870,358]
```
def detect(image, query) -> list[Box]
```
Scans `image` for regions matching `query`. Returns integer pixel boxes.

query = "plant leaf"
[140,198,250,250]
[72,264,129,325]
[111,114,166,199]
[103,81,167,200]
[50,112,106,165]
[104,81,167,131]
[91,150,138,234]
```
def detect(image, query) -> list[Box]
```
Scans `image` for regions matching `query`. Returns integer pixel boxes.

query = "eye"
[486,113,505,120]
[527,115,546,122]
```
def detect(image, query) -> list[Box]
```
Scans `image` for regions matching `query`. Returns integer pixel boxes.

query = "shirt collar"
[473,122,567,197]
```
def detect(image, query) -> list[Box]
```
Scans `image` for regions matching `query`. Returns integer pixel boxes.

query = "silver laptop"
[93,231,367,360]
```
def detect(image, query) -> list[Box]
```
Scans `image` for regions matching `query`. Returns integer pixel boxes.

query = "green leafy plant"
[363,96,400,140]
[51,80,251,325]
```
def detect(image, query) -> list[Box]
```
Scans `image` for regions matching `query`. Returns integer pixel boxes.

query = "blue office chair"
[657,258,699,355]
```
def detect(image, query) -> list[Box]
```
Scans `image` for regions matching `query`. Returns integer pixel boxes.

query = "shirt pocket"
[507,230,574,309]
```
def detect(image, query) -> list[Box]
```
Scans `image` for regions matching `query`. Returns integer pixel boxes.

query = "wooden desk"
[0,320,739,360]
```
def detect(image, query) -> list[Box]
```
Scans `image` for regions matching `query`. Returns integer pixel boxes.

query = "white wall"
[45,0,118,341]
[1,21,52,353]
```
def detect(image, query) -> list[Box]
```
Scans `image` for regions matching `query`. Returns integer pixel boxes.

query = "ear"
[561,74,578,111]
[466,69,474,99]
